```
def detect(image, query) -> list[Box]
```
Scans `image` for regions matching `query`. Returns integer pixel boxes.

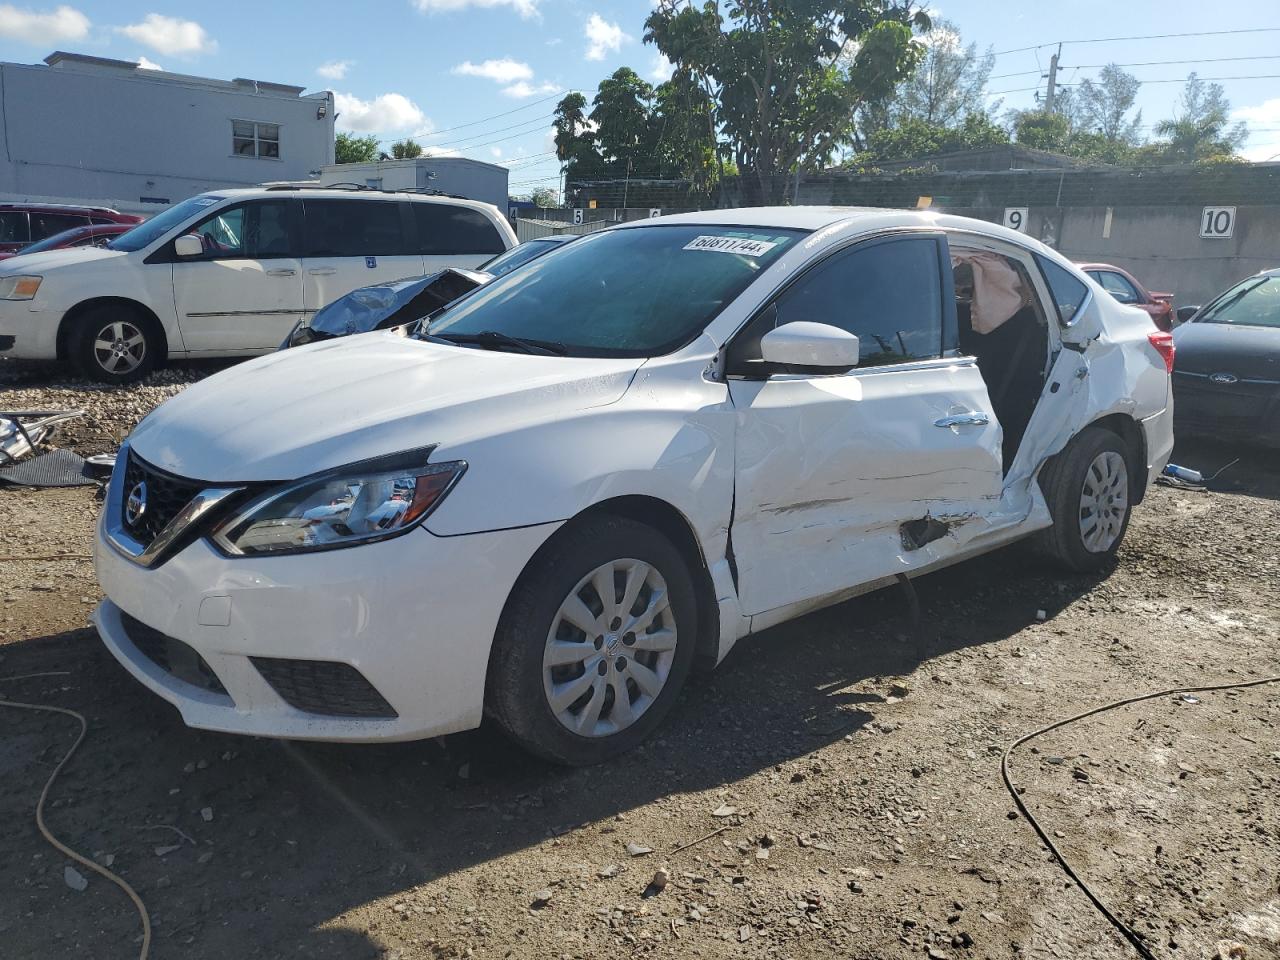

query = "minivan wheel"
[1034,426,1133,573]
[487,515,697,765]
[69,305,159,383]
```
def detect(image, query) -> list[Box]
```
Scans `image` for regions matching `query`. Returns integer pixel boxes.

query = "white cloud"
[453,58,533,84]
[648,52,674,83]
[413,0,538,20]
[118,14,216,56]
[334,92,427,133]
[502,79,561,99]
[316,59,353,80]
[1233,99,1280,161]
[136,55,162,70]
[422,146,462,157]
[490,147,502,157]
[0,4,88,44]
[584,13,628,61]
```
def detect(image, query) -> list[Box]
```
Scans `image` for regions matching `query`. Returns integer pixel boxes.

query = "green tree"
[592,67,658,174]
[652,67,719,196]
[1152,73,1248,162]
[645,0,927,203]
[390,138,423,159]
[553,92,606,178]
[860,111,1008,163]
[1073,64,1143,146]
[1011,110,1071,152]
[880,19,995,130]
[530,186,559,208]
[335,131,380,164]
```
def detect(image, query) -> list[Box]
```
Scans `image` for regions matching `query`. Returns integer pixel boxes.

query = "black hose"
[1001,674,1280,959]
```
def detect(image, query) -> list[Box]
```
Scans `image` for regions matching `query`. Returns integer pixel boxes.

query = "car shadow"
[0,544,1105,959]
[1169,435,1280,502]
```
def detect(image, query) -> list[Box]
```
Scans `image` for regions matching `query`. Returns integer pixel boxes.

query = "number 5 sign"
[1003,207,1029,232]
[1200,206,1235,238]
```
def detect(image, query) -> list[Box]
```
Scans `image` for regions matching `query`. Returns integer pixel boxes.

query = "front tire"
[1034,426,1134,573]
[69,305,159,383]
[486,515,697,765]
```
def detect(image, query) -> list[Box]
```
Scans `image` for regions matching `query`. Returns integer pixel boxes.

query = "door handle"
[934,412,990,428]
[266,268,296,277]
[307,267,337,276]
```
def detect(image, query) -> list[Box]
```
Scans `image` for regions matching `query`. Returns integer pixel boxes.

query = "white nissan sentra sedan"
[93,207,1175,765]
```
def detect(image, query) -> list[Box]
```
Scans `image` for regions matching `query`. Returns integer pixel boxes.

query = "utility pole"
[1044,43,1062,113]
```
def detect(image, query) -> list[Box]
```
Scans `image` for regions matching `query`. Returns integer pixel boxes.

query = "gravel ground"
[1,357,1279,960]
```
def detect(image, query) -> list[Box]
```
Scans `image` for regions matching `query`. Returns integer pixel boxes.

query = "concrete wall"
[320,158,509,211]
[0,57,333,210]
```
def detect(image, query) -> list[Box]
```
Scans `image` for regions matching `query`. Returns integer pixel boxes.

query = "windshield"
[479,239,565,278]
[107,195,225,252]
[13,227,90,255]
[426,225,803,357]
[1198,275,1280,329]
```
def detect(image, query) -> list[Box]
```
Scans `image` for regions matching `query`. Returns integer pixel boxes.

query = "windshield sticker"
[192,197,220,207]
[683,235,779,257]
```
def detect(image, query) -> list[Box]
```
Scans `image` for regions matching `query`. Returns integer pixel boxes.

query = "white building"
[318,157,509,211]
[0,51,334,215]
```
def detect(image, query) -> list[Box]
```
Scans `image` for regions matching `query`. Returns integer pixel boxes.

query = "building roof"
[42,50,309,97]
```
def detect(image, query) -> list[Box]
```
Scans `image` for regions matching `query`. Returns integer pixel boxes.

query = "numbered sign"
[1003,207,1029,233]
[572,208,584,225]
[1200,206,1235,239]
[649,208,662,218]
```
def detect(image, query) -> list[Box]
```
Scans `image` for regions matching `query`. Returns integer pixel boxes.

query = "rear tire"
[68,305,160,383]
[486,515,697,766]
[1033,426,1134,573]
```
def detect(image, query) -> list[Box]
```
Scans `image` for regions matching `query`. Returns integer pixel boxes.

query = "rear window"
[0,211,29,244]
[1037,256,1090,324]
[303,199,407,257]
[415,204,505,255]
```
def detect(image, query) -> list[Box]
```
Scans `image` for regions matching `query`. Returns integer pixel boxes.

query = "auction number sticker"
[683,235,778,256]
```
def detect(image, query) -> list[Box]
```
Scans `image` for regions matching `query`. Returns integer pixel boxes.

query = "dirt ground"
[2,359,1279,960]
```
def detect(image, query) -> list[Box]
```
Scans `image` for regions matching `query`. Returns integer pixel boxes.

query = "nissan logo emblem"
[1209,372,1238,385]
[125,481,148,526]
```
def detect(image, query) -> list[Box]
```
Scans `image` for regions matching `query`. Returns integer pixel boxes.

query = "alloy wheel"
[542,558,678,738]
[1078,450,1128,553]
[92,319,147,375]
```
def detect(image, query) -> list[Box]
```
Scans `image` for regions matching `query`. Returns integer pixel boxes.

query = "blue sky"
[1,1,1278,197]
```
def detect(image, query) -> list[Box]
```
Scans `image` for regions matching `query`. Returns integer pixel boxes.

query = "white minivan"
[0,187,515,381]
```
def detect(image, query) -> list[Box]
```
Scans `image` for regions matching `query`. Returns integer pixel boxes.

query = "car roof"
[0,201,125,214]
[213,186,498,211]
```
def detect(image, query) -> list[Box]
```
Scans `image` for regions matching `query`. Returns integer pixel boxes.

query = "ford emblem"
[1209,372,1238,385]
[125,481,148,526]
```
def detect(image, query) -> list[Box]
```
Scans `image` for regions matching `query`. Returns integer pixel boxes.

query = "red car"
[0,222,134,261]
[0,203,142,256]
[1077,262,1174,331]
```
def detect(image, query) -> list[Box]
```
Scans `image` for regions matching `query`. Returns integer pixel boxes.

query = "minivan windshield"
[1197,275,1280,329]
[425,225,802,357]
[107,195,225,252]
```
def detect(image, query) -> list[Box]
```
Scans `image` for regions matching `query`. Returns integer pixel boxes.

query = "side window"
[179,201,294,260]
[1098,270,1140,304]
[415,204,506,255]
[31,212,88,241]
[1036,255,1089,324]
[770,237,943,368]
[0,211,29,243]
[303,200,405,257]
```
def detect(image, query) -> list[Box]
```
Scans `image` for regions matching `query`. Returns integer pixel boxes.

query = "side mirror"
[759,321,860,371]
[1175,305,1200,325]
[173,234,203,258]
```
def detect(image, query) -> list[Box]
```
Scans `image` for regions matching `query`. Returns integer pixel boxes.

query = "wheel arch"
[499,495,722,678]
[56,296,169,365]
[1086,412,1148,504]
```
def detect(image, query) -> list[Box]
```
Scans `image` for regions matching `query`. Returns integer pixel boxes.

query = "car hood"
[1173,321,1280,379]
[128,333,644,482]
[0,245,124,274]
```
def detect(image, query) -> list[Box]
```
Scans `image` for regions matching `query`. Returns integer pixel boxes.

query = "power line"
[987,72,1280,96]
[431,113,554,150]
[989,25,1280,59]
[421,91,568,138]
[1074,54,1280,70]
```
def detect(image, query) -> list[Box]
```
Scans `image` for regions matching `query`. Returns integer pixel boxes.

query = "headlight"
[211,450,466,556]
[0,275,42,300]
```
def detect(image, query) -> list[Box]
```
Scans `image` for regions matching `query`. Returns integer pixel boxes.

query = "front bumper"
[0,304,59,359]
[94,516,559,742]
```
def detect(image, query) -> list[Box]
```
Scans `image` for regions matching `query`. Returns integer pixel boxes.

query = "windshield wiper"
[432,330,567,356]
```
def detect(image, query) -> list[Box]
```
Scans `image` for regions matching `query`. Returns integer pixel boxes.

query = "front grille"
[121,451,205,546]
[120,612,228,695]
[251,657,398,718]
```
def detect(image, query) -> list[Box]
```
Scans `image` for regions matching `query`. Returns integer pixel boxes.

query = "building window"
[232,120,280,159]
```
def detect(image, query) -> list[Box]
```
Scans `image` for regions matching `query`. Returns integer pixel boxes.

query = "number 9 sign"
[1003,207,1029,232]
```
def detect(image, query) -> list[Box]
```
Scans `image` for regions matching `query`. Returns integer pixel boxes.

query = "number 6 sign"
[1003,207,1029,232]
